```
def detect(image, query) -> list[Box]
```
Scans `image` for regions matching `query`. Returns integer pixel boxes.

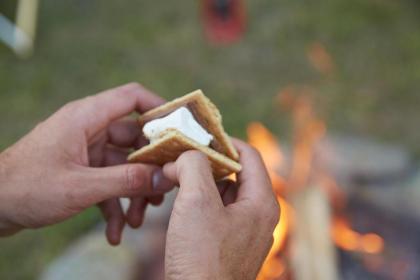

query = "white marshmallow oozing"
[142,107,214,146]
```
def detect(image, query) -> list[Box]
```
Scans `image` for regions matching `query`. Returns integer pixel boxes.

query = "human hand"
[163,139,280,280]
[0,83,174,243]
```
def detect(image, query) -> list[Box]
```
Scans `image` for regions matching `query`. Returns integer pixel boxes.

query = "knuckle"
[60,100,81,113]
[117,82,142,97]
[31,120,47,133]
[124,165,147,193]
[57,100,88,121]
[83,95,96,103]
[265,199,281,229]
[78,95,99,111]
[177,151,209,170]
[125,82,142,90]
[253,197,280,229]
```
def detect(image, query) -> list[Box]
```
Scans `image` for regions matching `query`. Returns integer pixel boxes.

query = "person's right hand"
[163,139,280,280]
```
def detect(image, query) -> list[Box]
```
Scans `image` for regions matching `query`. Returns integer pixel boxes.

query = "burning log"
[289,186,339,280]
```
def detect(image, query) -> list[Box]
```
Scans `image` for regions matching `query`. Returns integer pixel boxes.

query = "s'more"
[127,90,242,179]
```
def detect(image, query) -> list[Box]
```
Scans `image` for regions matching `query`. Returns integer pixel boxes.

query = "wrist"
[0,151,22,236]
[166,271,232,280]
[165,258,233,280]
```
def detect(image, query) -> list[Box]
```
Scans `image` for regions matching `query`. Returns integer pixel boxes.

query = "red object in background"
[201,0,246,45]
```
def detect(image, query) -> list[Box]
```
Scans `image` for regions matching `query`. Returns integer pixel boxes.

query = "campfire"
[248,86,387,280]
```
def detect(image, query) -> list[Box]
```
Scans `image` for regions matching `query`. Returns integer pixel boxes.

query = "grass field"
[1,0,420,279]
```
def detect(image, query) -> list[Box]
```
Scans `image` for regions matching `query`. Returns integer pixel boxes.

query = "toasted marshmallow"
[143,107,214,146]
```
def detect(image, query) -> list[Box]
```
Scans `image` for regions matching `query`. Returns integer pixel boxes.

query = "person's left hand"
[0,83,174,244]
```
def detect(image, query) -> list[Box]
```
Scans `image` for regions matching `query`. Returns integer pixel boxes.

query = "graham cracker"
[137,89,239,161]
[128,129,242,179]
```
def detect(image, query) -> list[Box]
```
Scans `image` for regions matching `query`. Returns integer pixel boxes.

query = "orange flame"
[247,122,286,193]
[269,197,292,255]
[332,217,384,254]
[258,197,292,280]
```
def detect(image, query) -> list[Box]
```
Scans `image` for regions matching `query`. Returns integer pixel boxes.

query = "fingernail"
[152,169,174,192]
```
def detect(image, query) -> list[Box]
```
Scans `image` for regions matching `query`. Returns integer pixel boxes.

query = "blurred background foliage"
[1,0,420,279]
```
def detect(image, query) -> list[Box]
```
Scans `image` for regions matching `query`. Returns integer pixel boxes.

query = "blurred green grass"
[1,0,420,278]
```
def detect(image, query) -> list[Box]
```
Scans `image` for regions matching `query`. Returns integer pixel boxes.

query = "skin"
[0,83,174,244]
[163,140,280,280]
[0,83,280,278]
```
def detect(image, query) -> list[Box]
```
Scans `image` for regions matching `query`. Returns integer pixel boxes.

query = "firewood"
[289,186,338,280]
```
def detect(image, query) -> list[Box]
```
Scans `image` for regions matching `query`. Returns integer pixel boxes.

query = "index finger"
[61,83,165,138]
[232,138,275,203]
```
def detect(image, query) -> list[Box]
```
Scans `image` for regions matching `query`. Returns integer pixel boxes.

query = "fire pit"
[251,86,418,280]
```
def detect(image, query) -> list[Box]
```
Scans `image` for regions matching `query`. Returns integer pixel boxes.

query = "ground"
[1,0,420,279]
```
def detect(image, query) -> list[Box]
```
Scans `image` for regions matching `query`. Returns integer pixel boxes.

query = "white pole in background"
[0,0,39,58]
[15,0,39,57]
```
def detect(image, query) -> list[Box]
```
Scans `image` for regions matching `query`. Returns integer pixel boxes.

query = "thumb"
[76,164,174,205]
[163,151,222,207]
